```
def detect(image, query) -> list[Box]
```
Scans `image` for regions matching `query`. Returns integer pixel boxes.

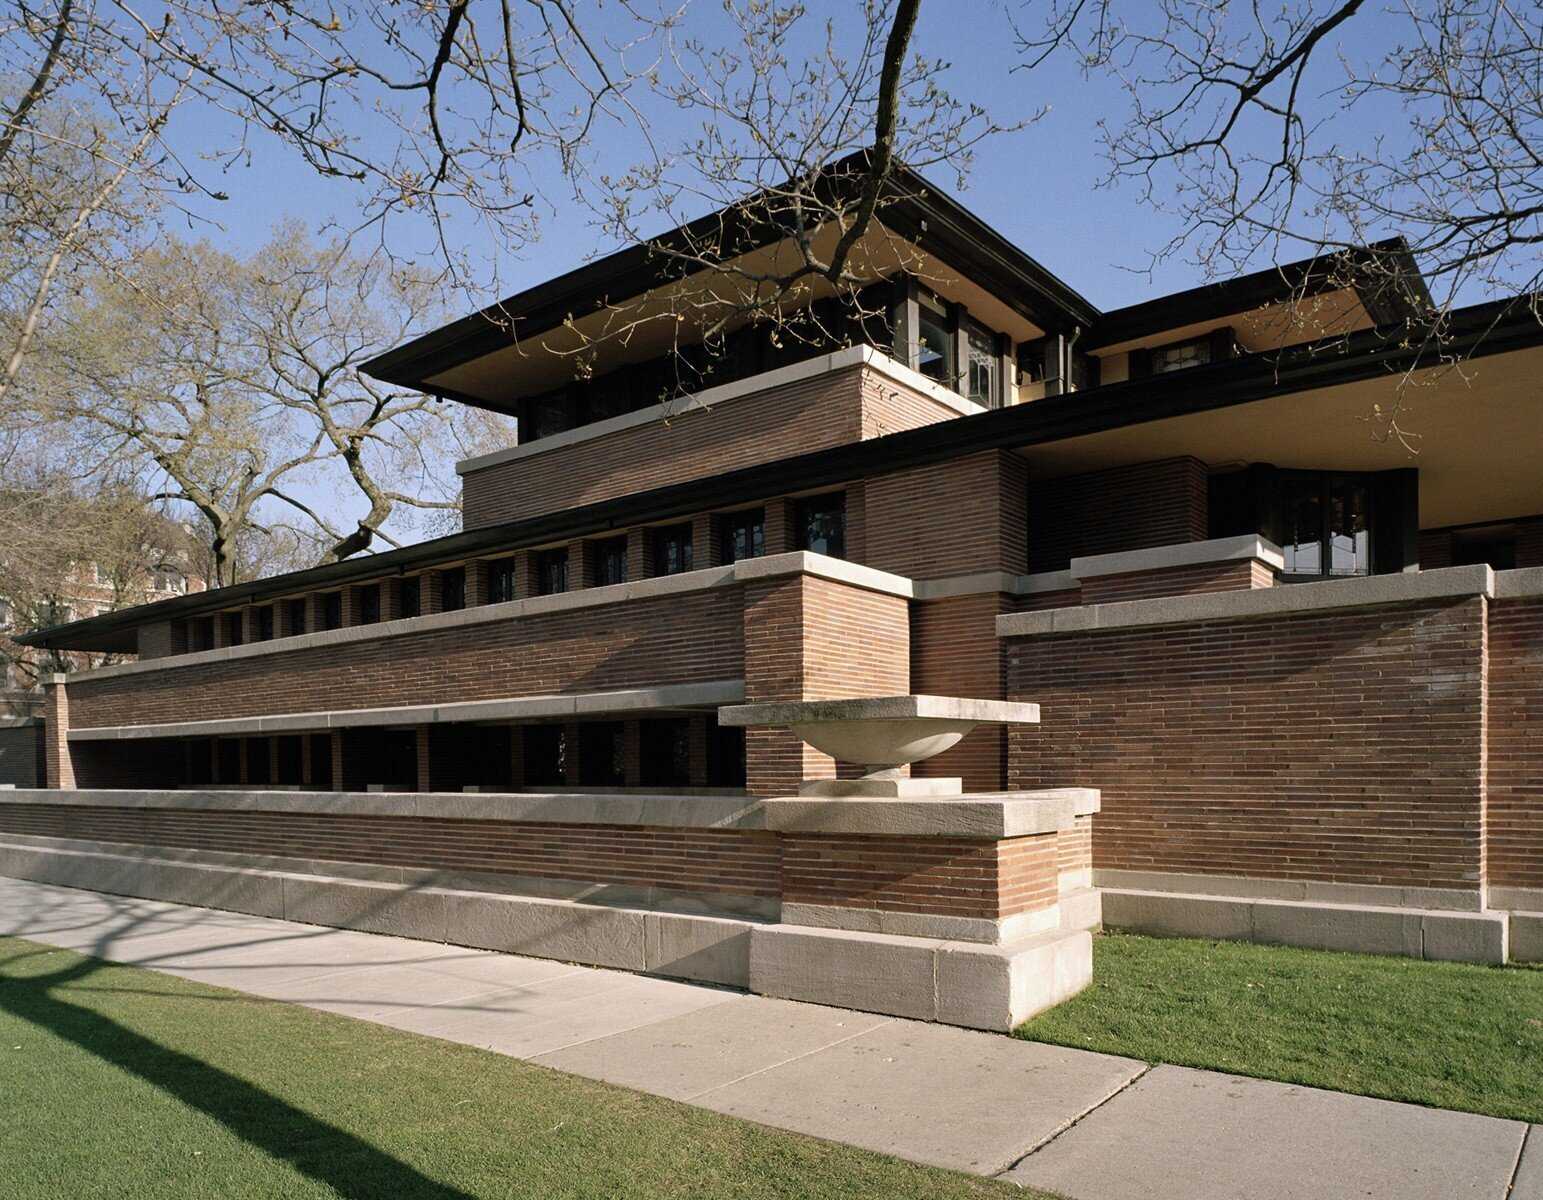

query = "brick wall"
[1078,558,1275,605]
[1006,597,1490,893]
[1027,457,1208,573]
[1488,595,1543,892]
[461,362,964,529]
[68,590,744,729]
[781,832,1059,920]
[864,451,1028,579]
[741,574,910,795]
[910,592,1011,791]
[0,802,781,903]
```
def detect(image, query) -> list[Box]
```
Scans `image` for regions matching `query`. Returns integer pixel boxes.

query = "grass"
[1016,931,1543,1124]
[0,937,1036,1200]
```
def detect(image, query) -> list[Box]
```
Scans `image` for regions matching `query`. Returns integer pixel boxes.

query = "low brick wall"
[1489,593,1543,896]
[1006,595,1490,895]
[0,721,44,788]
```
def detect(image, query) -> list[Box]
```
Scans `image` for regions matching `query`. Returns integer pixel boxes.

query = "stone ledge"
[68,679,745,741]
[760,790,1095,838]
[0,787,767,830]
[778,900,1061,945]
[719,695,1040,726]
[997,564,1495,639]
[1102,888,1510,964]
[1069,534,1284,579]
[1509,912,1543,963]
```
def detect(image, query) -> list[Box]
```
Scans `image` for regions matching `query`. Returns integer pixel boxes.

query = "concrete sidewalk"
[0,876,1535,1199]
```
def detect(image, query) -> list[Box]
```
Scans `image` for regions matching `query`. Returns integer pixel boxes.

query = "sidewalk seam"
[992,1060,1154,1178]
[679,1016,897,1103]
[1505,1124,1531,1200]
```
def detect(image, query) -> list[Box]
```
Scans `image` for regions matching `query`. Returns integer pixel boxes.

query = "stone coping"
[718,695,1041,727]
[68,680,745,741]
[0,786,1095,838]
[997,563,1502,639]
[1069,534,1284,579]
[454,345,984,475]
[65,551,912,686]
[761,789,1098,838]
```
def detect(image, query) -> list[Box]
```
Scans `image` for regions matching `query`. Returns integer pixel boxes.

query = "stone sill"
[67,680,745,741]
[454,345,984,475]
[1,786,1099,838]
[996,563,1514,639]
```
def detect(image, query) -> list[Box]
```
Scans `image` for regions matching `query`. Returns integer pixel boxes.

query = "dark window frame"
[398,577,421,619]
[487,557,517,604]
[320,592,343,631]
[253,605,275,642]
[593,536,628,587]
[440,566,467,612]
[719,508,766,564]
[796,492,847,560]
[535,548,569,595]
[650,523,694,577]
[357,583,381,625]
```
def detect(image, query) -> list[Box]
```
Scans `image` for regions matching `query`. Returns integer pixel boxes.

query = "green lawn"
[0,937,1033,1200]
[1017,931,1543,1123]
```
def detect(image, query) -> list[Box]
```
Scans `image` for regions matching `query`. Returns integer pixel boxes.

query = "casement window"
[578,721,626,787]
[357,584,381,624]
[707,723,747,788]
[284,598,307,636]
[593,537,628,586]
[719,508,765,564]
[320,592,343,630]
[963,318,1000,408]
[1129,327,1236,378]
[651,524,694,577]
[1279,473,1373,579]
[535,548,569,595]
[398,577,421,619]
[191,616,216,651]
[914,289,955,386]
[253,605,275,642]
[797,492,846,559]
[224,611,245,646]
[640,717,691,788]
[487,558,517,604]
[523,724,566,786]
[440,566,466,612]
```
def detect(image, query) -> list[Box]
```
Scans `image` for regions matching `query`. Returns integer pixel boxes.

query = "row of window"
[187,494,849,652]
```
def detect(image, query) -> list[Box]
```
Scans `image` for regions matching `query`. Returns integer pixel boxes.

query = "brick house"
[6,162,1541,1007]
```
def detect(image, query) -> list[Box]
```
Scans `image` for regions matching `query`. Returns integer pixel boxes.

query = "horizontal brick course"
[68,591,743,729]
[1078,558,1274,604]
[1006,597,1489,893]
[1488,595,1543,890]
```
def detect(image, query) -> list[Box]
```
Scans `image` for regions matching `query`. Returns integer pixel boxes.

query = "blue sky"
[164,4,1301,318]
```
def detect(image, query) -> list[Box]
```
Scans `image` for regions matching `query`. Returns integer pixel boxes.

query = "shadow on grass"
[0,940,478,1199]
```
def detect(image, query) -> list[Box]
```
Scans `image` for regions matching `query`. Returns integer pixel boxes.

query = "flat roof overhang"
[25,296,1542,655]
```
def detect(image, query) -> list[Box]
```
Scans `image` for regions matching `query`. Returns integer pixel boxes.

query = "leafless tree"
[14,230,508,584]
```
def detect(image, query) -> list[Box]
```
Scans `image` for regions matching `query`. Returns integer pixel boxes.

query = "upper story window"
[651,524,694,577]
[487,558,517,604]
[440,566,466,612]
[523,724,566,786]
[578,721,626,787]
[285,598,307,636]
[191,616,215,651]
[964,319,1001,408]
[1280,472,1372,579]
[1452,526,1517,570]
[720,508,765,564]
[357,584,381,624]
[797,492,846,559]
[321,592,343,631]
[1132,327,1236,378]
[535,548,569,595]
[914,290,954,386]
[399,577,421,619]
[253,606,275,642]
[593,537,628,586]
[224,611,245,646]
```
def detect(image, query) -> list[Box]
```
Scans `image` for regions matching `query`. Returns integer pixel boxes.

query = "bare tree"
[15,231,505,583]
[1015,0,1539,318]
